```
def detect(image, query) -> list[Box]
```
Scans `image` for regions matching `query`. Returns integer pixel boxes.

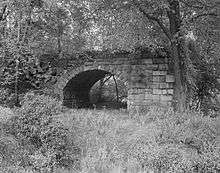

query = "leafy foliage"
[0,106,31,171]
[1,0,219,112]
[1,102,220,172]
[3,93,80,172]
[0,0,89,104]
[78,0,220,112]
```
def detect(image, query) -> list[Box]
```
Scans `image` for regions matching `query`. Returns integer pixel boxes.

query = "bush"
[5,92,80,172]
[0,106,15,124]
[7,92,63,146]
[1,101,219,173]
[0,88,19,108]
[0,166,34,173]
[0,107,31,170]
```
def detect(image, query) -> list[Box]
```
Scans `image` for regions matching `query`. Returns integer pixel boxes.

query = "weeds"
[0,94,219,172]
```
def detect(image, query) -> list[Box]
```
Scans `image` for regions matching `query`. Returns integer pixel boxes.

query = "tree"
[77,0,220,112]
[0,0,89,106]
[1,0,219,111]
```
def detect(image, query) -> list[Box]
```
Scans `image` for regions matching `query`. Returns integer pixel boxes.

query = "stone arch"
[54,64,129,108]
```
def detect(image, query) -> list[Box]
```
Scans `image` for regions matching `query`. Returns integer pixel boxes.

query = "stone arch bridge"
[53,50,175,110]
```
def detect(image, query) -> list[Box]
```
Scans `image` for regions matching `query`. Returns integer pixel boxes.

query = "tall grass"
[0,93,220,172]
[58,107,220,173]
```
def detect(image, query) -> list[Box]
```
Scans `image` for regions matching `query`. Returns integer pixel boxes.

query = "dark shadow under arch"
[63,69,112,108]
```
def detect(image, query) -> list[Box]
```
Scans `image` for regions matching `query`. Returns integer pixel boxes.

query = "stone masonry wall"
[54,50,175,110]
[128,56,174,110]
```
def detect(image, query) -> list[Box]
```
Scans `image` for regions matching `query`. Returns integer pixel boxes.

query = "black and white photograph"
[0,0,219,172]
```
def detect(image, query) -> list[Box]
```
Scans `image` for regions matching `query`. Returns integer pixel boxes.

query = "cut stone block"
[166,75,175,83]
[143,59,153,64]
[159,83,170,89]
[161,95,173,101]
[153,89,163,95]
[146,64,158,70]
[153,58,166,64]
[145,93,153,99]
[151,83,170,89]
[158,64,169,70]
[153,71,167,76]
[151,95,160,100]
[153,76,166,82]
[144,89,153,94]
[167,89,174,95]
[162,90,168,95]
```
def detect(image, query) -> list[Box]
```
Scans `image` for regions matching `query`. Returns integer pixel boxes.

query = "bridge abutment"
[54,50,174,111]
[128,58,174,110]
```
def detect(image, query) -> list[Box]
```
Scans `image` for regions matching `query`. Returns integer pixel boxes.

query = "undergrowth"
[59,107,220,173]
[0,93,220,172]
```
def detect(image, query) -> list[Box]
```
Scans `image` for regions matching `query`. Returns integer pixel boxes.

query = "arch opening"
[90,75,127,109]
[63,70,110,108]
[63,69,127,109]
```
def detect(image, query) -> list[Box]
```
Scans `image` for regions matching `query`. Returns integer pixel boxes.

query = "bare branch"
[179,0,204,9]
[190,12,218,22]
[180,0,220,10]
[197,0,220,9]
[0,5,7,21]
[132,0,172,41]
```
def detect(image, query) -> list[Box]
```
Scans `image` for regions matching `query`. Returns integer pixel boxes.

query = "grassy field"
[57,108,220,173]
[0,93,220,173]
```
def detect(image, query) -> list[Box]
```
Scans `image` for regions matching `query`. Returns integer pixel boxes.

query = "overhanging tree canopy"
[76,0,220,112]
[0,0,219,112]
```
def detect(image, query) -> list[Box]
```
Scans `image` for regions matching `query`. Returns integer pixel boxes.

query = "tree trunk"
[15,58,19,106]
[167,0,187,112]
[57,23,63,58]
[0,5,7,21]
[171,42,186,112]
[137,0,187,111]
[58,35,62,55]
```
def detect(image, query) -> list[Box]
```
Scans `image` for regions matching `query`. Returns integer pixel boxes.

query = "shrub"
[0,107,31,170]
[0,88,19,108]
[7,92,63,146]
[2,101,219,172]
[0,133,20,167]
[0,106,15,124]
[6,92,80,171]
[0,166,34,173]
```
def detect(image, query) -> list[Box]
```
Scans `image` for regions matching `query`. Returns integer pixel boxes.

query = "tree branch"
[132,0,172,41]
[0,5,7,21]
[180,0,220,10]
[179,0,204,9]
[190,12,218,22]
